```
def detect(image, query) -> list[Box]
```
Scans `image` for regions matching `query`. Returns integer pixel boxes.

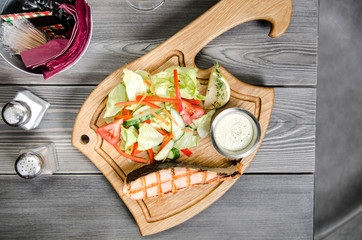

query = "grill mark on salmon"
[123,161,242,200]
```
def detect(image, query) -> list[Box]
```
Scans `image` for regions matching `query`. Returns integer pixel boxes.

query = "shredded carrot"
[138,112,143,115]
[123,108,130,115]
[148,72,155,95]
[142,120,151,124]
[115,100,138,106]
[149,110,170,126]
[157,133,173,154]
[136,95,181,103]
[144,79,152,86]
[162,108,178,126]
[181,128,194,133]
[147,148,154,164]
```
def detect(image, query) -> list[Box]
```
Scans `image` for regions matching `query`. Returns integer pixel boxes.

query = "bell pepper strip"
[173,69,183,112]
[182,98,201,105]
[162,108,178,126]
[97,119,123,146]
[136,95,181,103]
[115,114,132,120]
[156,128,168,135]
[114,144,148,164]
[181,148,193,156]
[147,148,154,164]
[170,93,179,112]
[149,110,170,126]
[131,142,143,156]
[142,119,151,124]
[143,101,161,109]
[157,133,174,154]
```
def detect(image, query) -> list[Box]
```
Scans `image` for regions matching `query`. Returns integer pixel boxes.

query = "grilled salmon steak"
[123,161,243,200]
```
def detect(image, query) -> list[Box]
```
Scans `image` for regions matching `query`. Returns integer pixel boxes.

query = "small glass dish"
[210,107,261,159]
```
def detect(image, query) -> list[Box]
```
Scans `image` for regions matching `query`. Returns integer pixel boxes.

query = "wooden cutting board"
[72,0,292,236]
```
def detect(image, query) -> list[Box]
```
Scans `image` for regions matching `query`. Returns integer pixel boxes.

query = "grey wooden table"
[0,0,317,239]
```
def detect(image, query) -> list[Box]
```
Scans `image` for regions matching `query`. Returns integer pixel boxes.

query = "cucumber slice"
[133,105,151,117]
[154,140,175,161]
[174,130,199,150]
[167,147,180,160]
[170,108,185,140]
[123,109,162,127]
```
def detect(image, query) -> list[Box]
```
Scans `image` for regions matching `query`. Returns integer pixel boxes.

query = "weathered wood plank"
[0,0,317,86]
[0,86,315,173]
[0,174,314,239]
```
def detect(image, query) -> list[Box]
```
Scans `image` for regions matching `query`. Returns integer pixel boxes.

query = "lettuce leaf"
[192,109,216,138]
[103,83,128,123]
[174,129,199,150]
[138,123,164,151]
[151,67,205,100]
[122,69,147,101]
[121,125,138,150]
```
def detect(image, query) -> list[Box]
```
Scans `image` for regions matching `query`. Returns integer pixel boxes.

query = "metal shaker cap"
[15,152,43,179]
[2,101,31,127]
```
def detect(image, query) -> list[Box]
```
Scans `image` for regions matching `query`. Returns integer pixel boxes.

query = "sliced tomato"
[97,119,123,146]
[181,98,201,105]
[180,99,205,125]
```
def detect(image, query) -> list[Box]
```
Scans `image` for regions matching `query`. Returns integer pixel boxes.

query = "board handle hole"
[81,135,90,144]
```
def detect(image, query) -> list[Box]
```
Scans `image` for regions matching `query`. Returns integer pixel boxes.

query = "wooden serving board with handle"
[72,0,292,236]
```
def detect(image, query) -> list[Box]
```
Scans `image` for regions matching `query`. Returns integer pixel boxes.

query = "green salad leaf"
[174,129,199,150]
[152,67,205,100]
[123,69,148,101]
[138,123,164,151]
[103,83,128,123]
[121,125,138,150]
[192,109,216,138]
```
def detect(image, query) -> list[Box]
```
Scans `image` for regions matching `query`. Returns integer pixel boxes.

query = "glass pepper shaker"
[15,143,59,179]
[1,90,50,130]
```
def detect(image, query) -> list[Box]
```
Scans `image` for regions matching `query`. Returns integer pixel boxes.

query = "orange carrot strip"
[157,133,173,154]
[147,148,154,164]
[144,79,152,86]
[181,128,194,133]
[162,108,178,126]
[148,72,155,95]
[149,110,170,126]
[136,95,181,103]
[115,100,138,106]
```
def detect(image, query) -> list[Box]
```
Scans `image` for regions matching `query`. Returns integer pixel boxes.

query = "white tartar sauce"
[214,113,254,151]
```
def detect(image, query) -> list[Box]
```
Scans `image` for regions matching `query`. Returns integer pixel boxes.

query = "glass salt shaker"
[1,90,50,130]
[15,143,58,179]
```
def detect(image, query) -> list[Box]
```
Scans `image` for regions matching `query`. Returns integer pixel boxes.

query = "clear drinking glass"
[126,0,165,11]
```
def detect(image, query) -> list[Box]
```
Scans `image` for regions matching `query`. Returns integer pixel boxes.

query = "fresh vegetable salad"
[97,66,216,164]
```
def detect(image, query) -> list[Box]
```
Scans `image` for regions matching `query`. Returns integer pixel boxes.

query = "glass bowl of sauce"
[210,107,261,159]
